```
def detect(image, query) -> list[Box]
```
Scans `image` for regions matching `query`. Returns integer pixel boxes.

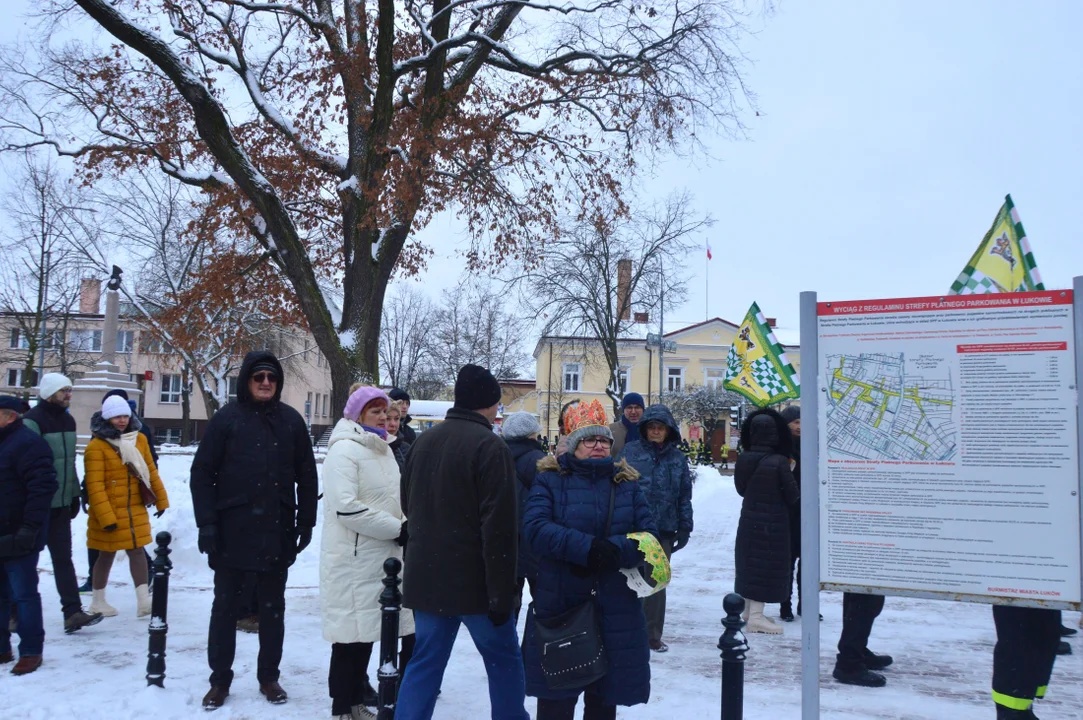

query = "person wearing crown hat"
[523,399,658,718]
[396,365,528,720]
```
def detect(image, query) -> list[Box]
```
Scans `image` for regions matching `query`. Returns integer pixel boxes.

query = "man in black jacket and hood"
[190,351,319,710]
[388,387,417,445]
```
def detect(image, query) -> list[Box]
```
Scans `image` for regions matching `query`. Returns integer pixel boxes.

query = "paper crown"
[563,399,608,436]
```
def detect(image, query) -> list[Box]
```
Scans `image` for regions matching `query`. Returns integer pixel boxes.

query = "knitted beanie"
[502,411,542,440]
[101,395,132,420]
[621,392,645,409]
[38,373,73,400]
[453,364,502,411]
[344,386,389,423]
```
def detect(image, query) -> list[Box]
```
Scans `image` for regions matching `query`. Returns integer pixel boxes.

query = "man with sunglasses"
[191,351,319,710]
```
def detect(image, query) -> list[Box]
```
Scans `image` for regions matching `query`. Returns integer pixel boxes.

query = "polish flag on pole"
[706,242,713,261]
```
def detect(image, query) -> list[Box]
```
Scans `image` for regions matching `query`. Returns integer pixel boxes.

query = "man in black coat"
[396,365,528,720]
[0,396,58,675]
[190,351,318,710]
[388,387,418,445]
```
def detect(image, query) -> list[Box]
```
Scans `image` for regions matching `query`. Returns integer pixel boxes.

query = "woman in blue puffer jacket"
[522,399,658,720]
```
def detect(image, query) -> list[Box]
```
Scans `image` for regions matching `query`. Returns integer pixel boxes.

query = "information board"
[816,290,1081,608]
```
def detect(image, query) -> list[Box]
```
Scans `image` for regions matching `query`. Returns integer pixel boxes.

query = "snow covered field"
[9,455,1082,719]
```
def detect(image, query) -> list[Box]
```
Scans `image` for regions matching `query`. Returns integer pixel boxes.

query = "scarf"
[107,430,151,488]
[621,414,639,434]
[362,424,388,440]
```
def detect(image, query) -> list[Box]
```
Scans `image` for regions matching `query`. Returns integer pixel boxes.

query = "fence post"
[146,531,173,687]
[377,557,403,720]
[718,592,748,720]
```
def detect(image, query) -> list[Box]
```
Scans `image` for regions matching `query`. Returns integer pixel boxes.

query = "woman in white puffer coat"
[320,385,414,720]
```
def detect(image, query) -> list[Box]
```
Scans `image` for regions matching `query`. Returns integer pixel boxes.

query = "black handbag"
[533,481,616,690]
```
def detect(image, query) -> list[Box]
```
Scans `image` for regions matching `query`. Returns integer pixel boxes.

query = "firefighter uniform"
[991,604,1061,715]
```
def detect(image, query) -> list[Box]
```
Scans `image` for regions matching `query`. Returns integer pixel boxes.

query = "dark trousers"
[46,507,81,619]
[0,552,44,657]
[536,693,616,720]
[835,593,885,672]
[238,572,259,618]
[644,533,675,643]
[992,605,1061,711]
[328,635,416,714]
[207,566,288,688]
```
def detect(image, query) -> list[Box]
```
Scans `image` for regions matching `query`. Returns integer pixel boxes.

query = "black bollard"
[718,593,748,720]
[377,557,403,720]
[146,531,173,687]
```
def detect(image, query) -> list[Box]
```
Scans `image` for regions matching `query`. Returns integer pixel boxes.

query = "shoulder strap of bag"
[603,481,616,538]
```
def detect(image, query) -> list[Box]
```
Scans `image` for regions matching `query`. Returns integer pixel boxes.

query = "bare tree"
[518,193,711,414]
[429,279,529,383]
[379,284,437,392]
[666,383,749,446]
[0,0,759,416]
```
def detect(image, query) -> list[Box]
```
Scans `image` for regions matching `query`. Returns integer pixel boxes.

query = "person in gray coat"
[617,403,693,653]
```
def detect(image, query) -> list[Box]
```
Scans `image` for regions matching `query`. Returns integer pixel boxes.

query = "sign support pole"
[1075,276,1083,607]
[799,291,820,719]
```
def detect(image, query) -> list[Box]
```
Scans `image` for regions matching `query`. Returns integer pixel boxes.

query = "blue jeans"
[395,611,529,720]
[0,552,45,657]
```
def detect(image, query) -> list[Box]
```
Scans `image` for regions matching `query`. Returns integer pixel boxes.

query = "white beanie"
[38,373,73,399]
[101,395,131,420]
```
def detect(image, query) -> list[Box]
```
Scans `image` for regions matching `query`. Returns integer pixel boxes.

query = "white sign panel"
[816,290,1081,608]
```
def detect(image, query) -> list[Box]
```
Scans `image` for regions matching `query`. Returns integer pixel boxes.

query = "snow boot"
[745,601,783,634]
[88,589,118,617]
[863,650,893,670]
[832,665,886,687]
[202,685,229,710]
[1056,641,1071,656]
[1060,624,1077,637]
[11,654,42,675]
[78,578,92,594]
[352,706,377,719]
[780,600,795,622]
[360,680,378,707]
[64,610,104,634]
[996,705,1038,719]
[136,584,152,618]
[259,681,288,704]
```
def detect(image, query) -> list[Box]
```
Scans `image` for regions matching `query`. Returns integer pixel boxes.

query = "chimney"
[80,278,102,314]
[766,317,777,328]
[616,259,632,321]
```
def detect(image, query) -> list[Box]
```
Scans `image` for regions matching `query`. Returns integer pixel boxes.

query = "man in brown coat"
[608,392,644,457]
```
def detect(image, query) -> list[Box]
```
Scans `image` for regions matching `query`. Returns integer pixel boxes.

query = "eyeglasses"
[252,373,278,384]
[580,437,613,448]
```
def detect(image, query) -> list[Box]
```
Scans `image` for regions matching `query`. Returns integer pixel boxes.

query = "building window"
[69,329,103,352]
[160,374,182,404]
[314,393,321,417]
[158,428,182,444]
[227,376,238,403]
[146,337,174,354]
[324,394,330,417]
[117,330,135,353]
[667,367,684,393]
[6,368,38,387]
[562,363,581,392]
[9,328,30,350]
[306,392,313,418]
[609,366,630,395]
[705,368,725,390]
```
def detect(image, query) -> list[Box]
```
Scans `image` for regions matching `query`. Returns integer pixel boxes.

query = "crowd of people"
[0,356,1076,720]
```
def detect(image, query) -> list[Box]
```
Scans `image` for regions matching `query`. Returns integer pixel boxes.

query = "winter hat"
[621,392,645,410]
[101,395,132,420]
[249,361,279,379]
[0,395,30,413]
[344,386,389,423]
[103,388,130,402]
[780,405,801,424]
[388,388,411,404]
[502,411,541,440]
[563,399,613,454]
[454,364,502,411]
[38,373,73,400]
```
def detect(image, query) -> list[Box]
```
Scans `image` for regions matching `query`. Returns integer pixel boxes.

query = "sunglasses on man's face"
[252,372,278,384]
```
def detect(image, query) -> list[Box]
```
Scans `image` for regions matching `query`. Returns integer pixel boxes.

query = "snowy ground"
[8,456,1082,719]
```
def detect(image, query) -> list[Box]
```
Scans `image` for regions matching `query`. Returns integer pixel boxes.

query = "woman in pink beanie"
[319,385,414,718]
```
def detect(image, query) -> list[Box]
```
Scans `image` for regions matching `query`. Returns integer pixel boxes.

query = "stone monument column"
[70,266,142,447]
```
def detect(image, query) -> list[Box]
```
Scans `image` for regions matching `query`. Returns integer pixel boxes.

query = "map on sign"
[824,352,957,461]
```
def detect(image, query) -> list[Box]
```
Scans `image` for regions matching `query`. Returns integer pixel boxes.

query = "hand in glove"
[296,527,313,553]
[70,498,80,519]
[674,531,691,553]
[488,610,511,627]
[12,526,38,553]
[197,525,218,555]
[395,521,409,548]
[104,523,118,532]
[586,538,622,575]
[154,509,166,518]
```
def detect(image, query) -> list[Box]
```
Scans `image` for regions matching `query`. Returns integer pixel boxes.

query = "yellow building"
[531,317,801,444]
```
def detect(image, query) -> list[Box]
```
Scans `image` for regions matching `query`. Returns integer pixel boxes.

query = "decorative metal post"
[377,558,403,720]
[718,593,748,720]
[146,531,172,687]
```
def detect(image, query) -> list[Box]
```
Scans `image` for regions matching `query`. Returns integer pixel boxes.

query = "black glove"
[104,523,118,532]
[674,532,690,553]
[70,498,80,519]
[12,526,37,553]
[154,509,166,518]
[395,521,409,548]
[586,538,621,574]
[197,525,218,555]
[296,527,313,553]
[488,610,511,627]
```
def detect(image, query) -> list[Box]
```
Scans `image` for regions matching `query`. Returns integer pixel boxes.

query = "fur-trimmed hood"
[90,410,142,440]
[537,453,640,483]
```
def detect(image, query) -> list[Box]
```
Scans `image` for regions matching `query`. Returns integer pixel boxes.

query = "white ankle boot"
[88,589,118,617]
[135,585,152,617]
[745,600,782,634]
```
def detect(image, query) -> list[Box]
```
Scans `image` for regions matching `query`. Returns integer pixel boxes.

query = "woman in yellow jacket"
[84,395,169,618]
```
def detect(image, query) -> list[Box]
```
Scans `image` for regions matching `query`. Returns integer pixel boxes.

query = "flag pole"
[705,248,709,321]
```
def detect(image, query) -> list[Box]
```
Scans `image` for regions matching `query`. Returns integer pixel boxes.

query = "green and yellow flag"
[723,302,800,408]
[949,194,1044,295]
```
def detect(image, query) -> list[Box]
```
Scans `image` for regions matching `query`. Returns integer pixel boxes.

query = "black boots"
[779,601,795,622]
[832,665,886,688]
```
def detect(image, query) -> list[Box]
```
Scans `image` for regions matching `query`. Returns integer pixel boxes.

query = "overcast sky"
[3,1,1080,348]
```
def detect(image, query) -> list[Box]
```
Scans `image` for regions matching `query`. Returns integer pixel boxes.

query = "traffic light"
[729,405,740,428]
